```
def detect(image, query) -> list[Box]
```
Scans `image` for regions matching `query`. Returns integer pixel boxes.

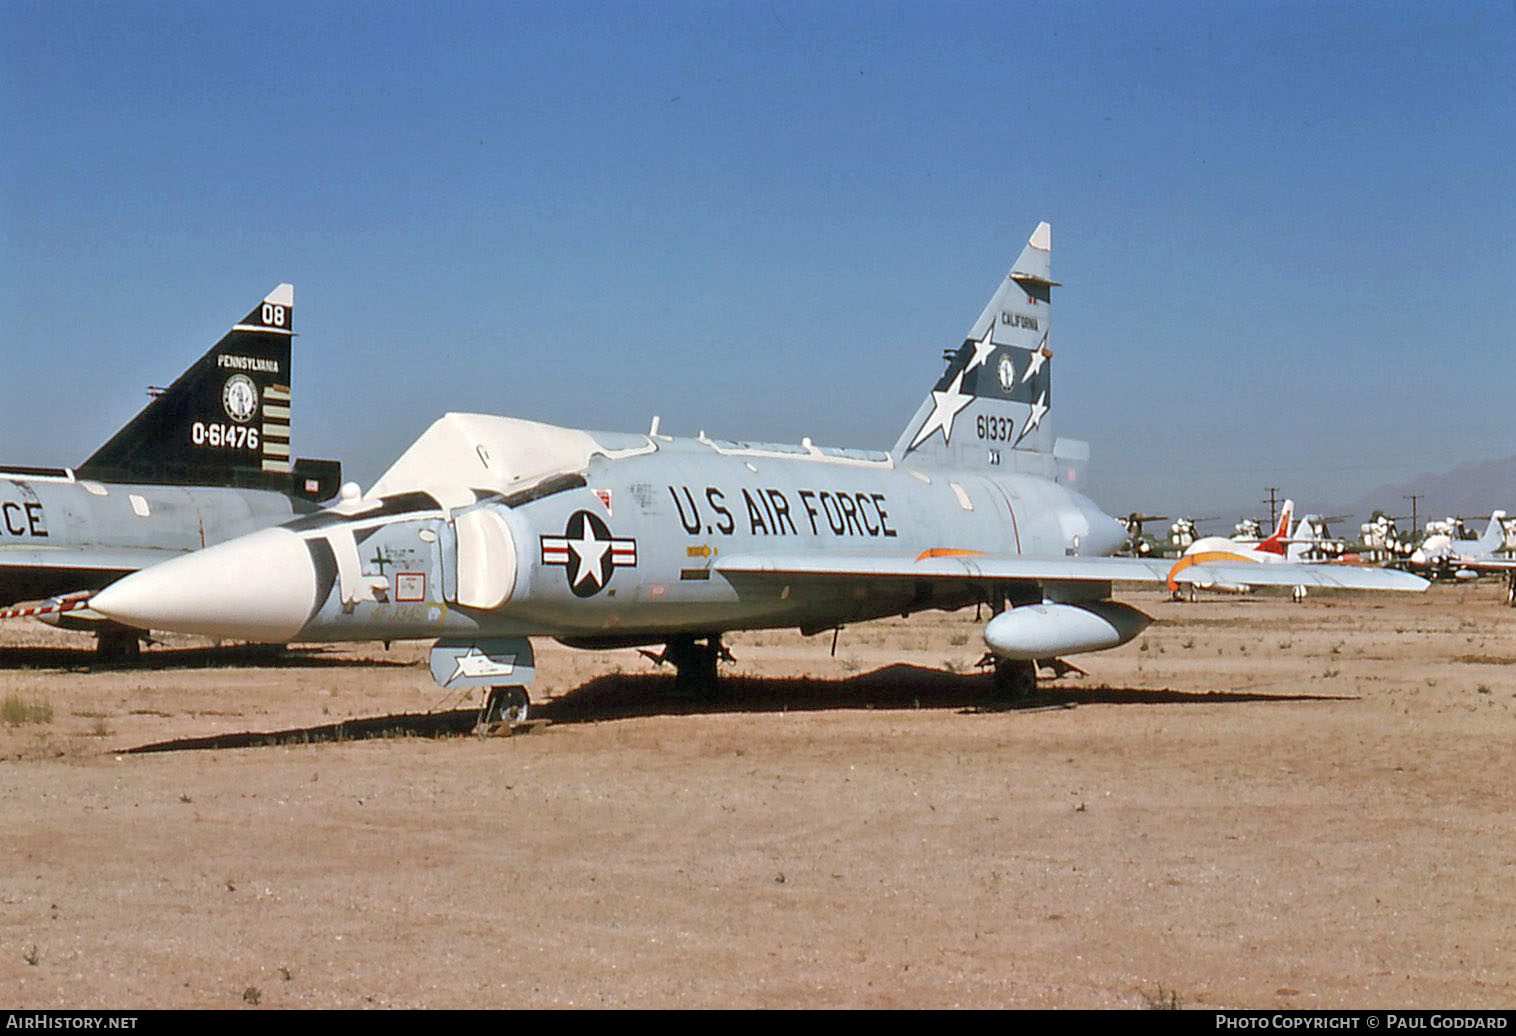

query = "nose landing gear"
[476,686,531,737]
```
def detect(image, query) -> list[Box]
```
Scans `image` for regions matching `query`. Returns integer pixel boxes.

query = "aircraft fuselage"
[287,434,1123,644]
[89,424,1125,647]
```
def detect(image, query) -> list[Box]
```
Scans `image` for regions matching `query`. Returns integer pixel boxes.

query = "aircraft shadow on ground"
[0,643,411,672]
[538,664,1356,724]
[121,663,1355,754]
[125,707,480,754]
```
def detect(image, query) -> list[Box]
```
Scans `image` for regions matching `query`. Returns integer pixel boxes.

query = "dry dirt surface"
[2,583,1514,1009]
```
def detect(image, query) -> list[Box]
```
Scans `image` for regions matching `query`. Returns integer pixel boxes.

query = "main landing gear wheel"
[993,658,1037,701]
[664,636,724,699]
[1506,574,1515,608]
[95,630,141,664]
[478,686,530,735]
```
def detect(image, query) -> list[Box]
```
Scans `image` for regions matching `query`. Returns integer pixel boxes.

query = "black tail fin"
[77,284,314,491]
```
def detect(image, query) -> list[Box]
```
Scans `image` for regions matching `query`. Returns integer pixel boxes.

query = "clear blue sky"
[3,1,1513,520]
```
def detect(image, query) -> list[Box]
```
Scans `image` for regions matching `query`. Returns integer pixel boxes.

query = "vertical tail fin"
[1287,512,1324,562]
[1256,499,1294,556]
[892,222,1058,471]
[77,285,303,490]
[1473,511,1508,555]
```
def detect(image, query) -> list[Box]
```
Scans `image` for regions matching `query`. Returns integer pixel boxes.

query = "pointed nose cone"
[92,528,319,641]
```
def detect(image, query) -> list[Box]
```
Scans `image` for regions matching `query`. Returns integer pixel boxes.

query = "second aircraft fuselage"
[0,471,307,606]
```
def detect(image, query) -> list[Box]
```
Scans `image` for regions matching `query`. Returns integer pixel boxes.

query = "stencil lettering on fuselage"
[0,499,48,538]
[668,485,898,539]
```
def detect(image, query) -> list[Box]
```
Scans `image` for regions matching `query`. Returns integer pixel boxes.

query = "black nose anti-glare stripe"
[303,537,339,625]
[282,491,446,534]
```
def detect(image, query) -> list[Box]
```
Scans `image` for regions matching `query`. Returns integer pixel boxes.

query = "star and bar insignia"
[540,510,638,597]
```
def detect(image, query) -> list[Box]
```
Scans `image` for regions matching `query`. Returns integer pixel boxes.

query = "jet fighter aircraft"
[1408,512,1510,576]
[88,224,1426,711]
[0,285,340,658]
[1403,511,1516,603]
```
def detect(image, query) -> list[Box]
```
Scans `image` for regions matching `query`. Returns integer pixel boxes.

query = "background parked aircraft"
[1405,512,1516,603]
[0,285,340,658]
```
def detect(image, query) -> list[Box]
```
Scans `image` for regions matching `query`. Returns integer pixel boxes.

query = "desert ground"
[1,583,1513,1009]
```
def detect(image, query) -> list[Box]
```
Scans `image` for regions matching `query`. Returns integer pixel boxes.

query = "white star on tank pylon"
[448,646,517,683]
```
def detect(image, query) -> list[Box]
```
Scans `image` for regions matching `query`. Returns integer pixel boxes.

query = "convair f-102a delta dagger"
[88,224,1426,717]
[0,285,340,658]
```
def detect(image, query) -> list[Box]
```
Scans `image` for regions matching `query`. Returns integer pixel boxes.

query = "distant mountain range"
[1340,455,1516,530]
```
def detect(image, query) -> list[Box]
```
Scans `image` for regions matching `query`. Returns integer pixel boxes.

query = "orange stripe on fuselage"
[916,548,988,562]
[1166,550,1261,592]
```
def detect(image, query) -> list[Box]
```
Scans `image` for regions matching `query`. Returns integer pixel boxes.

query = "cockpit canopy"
[365,413,649,508]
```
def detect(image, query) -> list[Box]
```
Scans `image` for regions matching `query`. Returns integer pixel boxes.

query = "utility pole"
[1404,494,1422,546]
[1262,487,1282,531]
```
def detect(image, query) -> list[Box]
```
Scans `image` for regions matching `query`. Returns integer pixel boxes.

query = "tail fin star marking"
[1021,332,1051,383]
[907,369,975,450]
[964,322,999,374]
[1012,391,1048,447]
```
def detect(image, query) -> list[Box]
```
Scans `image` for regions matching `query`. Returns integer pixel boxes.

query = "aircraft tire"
[500,688,530,725]
[96,631,140,664]
[667,637,721,699]
[481,686,530,728]
[992,658,1037,700]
